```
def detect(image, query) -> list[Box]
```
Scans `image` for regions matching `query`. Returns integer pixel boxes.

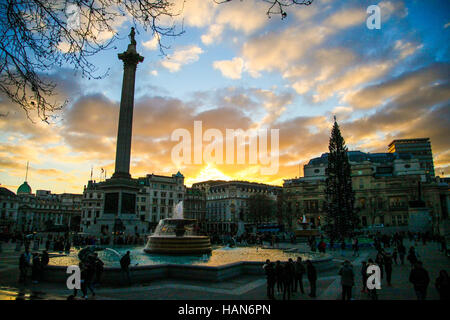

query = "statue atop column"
[129,27,136,45]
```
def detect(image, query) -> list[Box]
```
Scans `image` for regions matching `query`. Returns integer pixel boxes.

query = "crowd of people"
[68,252,105,299]
[18,247,49,285]
[7,228,449,300]
[336,231,449,301]
[263,257,317,300]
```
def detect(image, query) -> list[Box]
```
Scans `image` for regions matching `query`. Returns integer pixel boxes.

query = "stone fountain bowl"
[144,235,212,255]
[144,218,212,254]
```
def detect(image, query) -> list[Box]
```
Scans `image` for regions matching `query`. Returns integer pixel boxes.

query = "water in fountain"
[104,247,121,258]
[152,201,184,236]
[173,201,183,219]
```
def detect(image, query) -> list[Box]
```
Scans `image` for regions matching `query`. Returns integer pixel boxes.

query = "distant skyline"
[0,0,449,194]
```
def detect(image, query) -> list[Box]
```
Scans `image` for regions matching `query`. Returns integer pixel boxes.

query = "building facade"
[184,187,207,232]
[284,150,449,233]
[388,138,435,179]
[80,172,185,236]
[192,180,281,234]
[0,183,82,234]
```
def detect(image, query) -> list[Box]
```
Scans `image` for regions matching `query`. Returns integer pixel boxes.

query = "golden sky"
[0,0,449,194]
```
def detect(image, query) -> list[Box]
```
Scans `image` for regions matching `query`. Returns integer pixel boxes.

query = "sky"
[0,0,449,194]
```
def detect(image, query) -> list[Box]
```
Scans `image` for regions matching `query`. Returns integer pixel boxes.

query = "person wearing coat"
[306,260,317,298]
[18,248,31,283]
[409,261,430,300]
[339,260,355,300]
[294,256,306,294]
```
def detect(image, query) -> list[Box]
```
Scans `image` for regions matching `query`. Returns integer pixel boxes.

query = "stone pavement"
[0,240,448,300]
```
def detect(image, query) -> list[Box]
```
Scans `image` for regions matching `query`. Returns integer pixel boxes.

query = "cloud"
[394,40,423,60]
[214,0,268,34]
[142,34,159,51]
[314,61,392,102]
[201,24,224,45]
[324,8,366,29]
[344,63,450,109]
[213,57,244,79]
[160,45,204,72]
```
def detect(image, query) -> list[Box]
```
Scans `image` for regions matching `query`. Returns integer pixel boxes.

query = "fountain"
[144,201,212,254]
[294,215,320,238]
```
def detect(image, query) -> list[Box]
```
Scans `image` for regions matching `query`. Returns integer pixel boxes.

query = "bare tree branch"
[0,0,313,122]
[214,0,314,19]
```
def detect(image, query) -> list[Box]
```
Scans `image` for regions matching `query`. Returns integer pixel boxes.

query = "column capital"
[118,47,144,67]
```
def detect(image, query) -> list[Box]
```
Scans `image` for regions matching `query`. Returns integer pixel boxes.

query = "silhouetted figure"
[263,259,276,300]
[361,261,368,293]
[275,260,283,294]
[306,260,317,298]
[339,260,354,300]
[384,252,393,286]
[283,259,294,300]
[93,253,104,287]
[392,247,398,265]
[407,246,418,266]
[294,257,305,294]
[31,253,41,284]
[375,252,384,279]
[435,270,450,300]
[120,251,131,285]
[18,248,31,284]
[409,261,430,300]
[73,261,88,299]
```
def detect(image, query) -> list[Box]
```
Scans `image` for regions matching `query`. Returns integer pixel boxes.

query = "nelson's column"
[96,28,144,238]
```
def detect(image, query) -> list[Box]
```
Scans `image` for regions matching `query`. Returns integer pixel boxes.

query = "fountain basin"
[144,218,212,254]
[43,248,333,284]
[144,236,212,254]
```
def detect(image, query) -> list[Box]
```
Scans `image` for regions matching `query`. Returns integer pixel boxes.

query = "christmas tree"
[323,117,357,240]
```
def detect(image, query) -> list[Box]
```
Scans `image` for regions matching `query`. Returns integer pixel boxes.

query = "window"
[304,200,319,213]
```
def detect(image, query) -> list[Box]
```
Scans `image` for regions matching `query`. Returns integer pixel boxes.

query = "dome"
[17,181,32,195]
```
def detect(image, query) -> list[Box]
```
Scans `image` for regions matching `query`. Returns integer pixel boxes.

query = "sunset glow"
[0,0,449,194]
